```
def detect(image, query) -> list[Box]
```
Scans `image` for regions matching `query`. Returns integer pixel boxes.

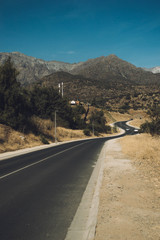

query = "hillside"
[34,71,159,112]
[70,54,160,85]
[0,52,81,84]
[34,71,131,103]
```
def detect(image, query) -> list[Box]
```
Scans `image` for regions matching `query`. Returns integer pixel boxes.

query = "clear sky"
[0,0,160,67]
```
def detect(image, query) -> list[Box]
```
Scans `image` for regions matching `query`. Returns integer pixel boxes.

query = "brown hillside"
[35,71,160,112]
[70,54,160,85]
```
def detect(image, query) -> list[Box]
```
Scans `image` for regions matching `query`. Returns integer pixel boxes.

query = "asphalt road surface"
[0,121,138,240]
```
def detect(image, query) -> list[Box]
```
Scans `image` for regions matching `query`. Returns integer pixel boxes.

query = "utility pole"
[58,82,63,97]
[62,82,64,98]
[92,121,94,136]
[55,110,57,143]
[58,83,61,95]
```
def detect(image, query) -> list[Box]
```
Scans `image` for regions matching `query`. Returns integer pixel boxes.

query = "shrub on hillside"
[83,129,91,136]
[89,110,109,133]
[40,135,49,144]
[140,103,160,135]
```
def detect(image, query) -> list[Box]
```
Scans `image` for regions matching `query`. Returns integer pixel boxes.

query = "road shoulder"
[65,140,107,240]
[94,138,160,240]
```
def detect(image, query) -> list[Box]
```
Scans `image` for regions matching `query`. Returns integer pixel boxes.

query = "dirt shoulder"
[94,138,160,240]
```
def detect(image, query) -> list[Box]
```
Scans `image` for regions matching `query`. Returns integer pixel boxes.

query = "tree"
[30,86,79,129]
[0,58,31,131]
[89,110,110,133]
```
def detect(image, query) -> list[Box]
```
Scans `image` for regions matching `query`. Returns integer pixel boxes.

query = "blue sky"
[0,0,160,67]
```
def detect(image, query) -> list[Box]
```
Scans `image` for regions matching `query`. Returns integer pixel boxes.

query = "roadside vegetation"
[140,103,160,135]
[0,58,112,152]
[1,58,159,153]
[120,134,160,189]
[0,57,85,132]
[120,104,160,193]
[0,122,89,153]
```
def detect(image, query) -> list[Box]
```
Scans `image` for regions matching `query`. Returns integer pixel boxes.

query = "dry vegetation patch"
[57,127,87,141]
[94,138,160,240]
[0,121,89,153]
[0,124,41,153]
[109,111,131,122]
[106,109,148,125]
[120,134,160,190]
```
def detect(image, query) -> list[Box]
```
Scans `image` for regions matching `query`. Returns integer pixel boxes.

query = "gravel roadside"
[94,138,160,240]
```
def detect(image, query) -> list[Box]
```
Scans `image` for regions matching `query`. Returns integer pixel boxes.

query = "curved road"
[0,121,138,240]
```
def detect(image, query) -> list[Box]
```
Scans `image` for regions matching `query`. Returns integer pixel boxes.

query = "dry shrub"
[31,116,53,138]
[120,134,160,187]
[57,127,86,141]
[31,116,89,142]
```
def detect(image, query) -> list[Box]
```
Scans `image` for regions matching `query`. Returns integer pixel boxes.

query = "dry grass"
[57,127,88,141]
[32,116,93,141]
[0,121,90,153]
[128,110,150,128]
[128,118,145,128]
[106,109,148,124]
[31,116,53,139]
[109,111,131,122]
[0,110,150,153]
[0,124,41,153]
[120,134,160,188]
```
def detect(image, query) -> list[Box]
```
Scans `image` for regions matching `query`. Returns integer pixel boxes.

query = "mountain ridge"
[0,52,159,112]
[0,51,160,85]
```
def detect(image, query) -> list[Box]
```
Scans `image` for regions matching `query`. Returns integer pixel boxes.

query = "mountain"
[0,52,82,84]
[143,66,160,74]
[70,54,160,84]
[0,51,159,111]
[0,52,160,85]
[151,67,160,74]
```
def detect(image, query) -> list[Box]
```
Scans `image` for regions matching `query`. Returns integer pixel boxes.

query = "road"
[0,121,138,240]
[115,120,139,135]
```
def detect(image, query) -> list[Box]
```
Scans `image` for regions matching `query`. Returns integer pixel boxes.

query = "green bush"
[83,129,91,136]
[140,120,160,135]
[89,110,107,133]
[40,135,49,144]
[94,131,99,136]
[140,104,160,135]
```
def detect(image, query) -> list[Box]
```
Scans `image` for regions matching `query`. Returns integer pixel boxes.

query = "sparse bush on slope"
[140,103,160,135]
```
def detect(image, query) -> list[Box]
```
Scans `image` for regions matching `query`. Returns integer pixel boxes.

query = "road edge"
[64,140,107,240]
